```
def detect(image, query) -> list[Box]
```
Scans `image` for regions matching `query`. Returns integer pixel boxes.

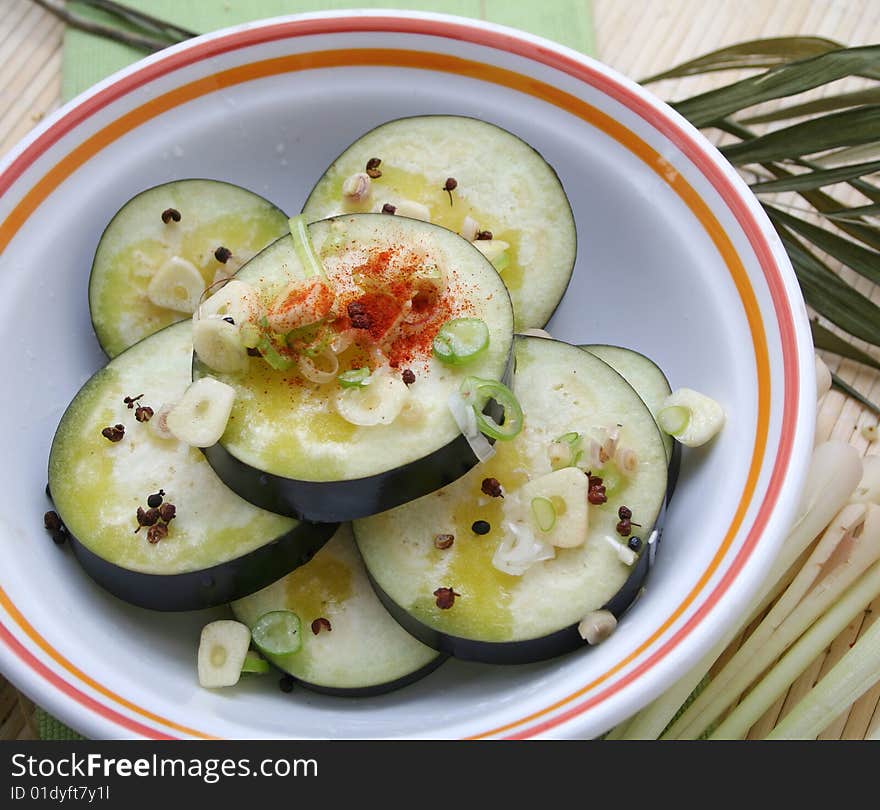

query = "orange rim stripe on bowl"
[0,17,798,740]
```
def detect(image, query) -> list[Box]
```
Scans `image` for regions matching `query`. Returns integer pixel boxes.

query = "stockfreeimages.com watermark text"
[10,752,317,784]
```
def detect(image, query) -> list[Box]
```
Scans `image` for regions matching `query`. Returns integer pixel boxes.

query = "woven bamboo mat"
[1,0,879,740]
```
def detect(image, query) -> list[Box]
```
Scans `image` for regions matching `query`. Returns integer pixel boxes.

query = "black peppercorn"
[627,536,643,552]
[471,520,491,535]
[279,675,295,693]
[147,490,165,509]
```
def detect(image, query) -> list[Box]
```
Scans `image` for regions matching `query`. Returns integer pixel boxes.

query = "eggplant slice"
[89,179,288,358]
[232,524,444,696]
[302,115,576,331]
[196,214,515,523]
[48,322,335,611]
[353,336,668,664]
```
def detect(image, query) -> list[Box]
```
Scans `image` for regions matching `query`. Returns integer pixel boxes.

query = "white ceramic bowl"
[0,11,815,739]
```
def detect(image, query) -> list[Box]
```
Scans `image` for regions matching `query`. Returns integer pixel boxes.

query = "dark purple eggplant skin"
[201,431,498,524]
[356,505,663,666]
[198,352,514,524]
[666,440,682,501]
[279,654,448,698]
[63,518,336,612]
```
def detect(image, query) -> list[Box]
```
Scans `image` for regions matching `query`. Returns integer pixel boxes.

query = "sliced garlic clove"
[192,318,249,374]
[460,215,479,242]
[196,279,259,325]
[472,239,510,263]
[147,256,205,313]
[394,199,431,221]
[166,377,236,447]
[197,620,251,688]
[658,388,725,447]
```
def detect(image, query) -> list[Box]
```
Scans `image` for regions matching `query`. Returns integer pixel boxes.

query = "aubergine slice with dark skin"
[47,322,335,612]
[89,179,289,359]
[353,337,668,665]
[232,524,444,696]
[581,344,681,499]
[302,115,576,332]
[194,213,515,523]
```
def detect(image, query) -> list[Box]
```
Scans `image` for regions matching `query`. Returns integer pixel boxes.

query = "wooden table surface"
[1,0,879,740]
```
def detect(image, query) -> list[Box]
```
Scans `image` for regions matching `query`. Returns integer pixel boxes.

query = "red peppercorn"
[134,405,154,423]
[147,522,169,544]
[475,230,493,241]
[618,506,632,520]
[433,587,460,609]
[433,534,454,550]
[311,617,332,634]
[588,490,607,505]
[365,157,382,178]
[381,203,397,215]
[616,519,632,537]
[157,502,176,523]
[401,369,416,385]
[481,477,504,498]
[160,208,181,224]
[135,506,160,531]
[101,424,125,442]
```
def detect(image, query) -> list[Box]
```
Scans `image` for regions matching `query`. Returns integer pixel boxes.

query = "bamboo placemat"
[1,0,879,740]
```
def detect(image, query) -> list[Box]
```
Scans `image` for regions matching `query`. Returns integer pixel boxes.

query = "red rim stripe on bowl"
[0,17,798,740]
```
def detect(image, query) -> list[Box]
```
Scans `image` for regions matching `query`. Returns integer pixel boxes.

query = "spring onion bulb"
[815,353,832,400]
[611,442,865,741]
[765,605,880,739]
[850,454,880,506]
[663,501,877,740]
[711,511,880,739]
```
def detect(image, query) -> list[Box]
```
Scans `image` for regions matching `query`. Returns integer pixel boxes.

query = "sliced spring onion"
[257,336,293,371]
[460,376,524,441]
[447,391,495,462]
[493,251,510,273]
[240,650,270,675]
[556,431,582,446]
[251,610,303,657]
[433,318,490,365]
[531,497,557,532]
[657,404,690,436]
[337,367,372,388]
[289,214,326,280]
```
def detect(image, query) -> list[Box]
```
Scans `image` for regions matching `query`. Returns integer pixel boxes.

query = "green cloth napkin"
[46,0,593,740]
[63,0,595,101]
